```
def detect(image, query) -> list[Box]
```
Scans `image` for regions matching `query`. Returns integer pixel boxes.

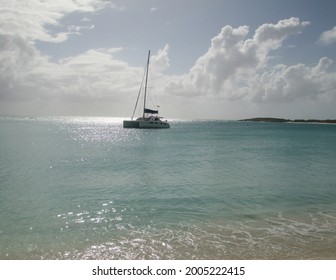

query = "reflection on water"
[2,209,335,260]
[1,117,336,259]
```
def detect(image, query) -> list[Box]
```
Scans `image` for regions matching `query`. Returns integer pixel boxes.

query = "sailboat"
[123,51,170,129]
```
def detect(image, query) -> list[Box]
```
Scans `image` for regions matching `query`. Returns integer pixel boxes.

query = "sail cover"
[144,108,158,114]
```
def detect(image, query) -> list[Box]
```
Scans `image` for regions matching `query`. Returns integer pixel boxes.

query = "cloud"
[0,0,132,112]
[68,24,95,35]
[319,26,336,45]
[165,17,319,103]
[251,57,336,102]
[0,5,335,119]
[0,43,141,101]
[0,0,109,43]
[56,48,141,101]
[150,44,170,72]
[253,18,310,50]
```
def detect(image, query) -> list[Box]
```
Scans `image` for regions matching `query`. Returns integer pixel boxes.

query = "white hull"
[123,118,170,129]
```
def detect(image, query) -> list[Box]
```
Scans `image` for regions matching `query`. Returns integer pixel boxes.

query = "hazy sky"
[1,0,336,119]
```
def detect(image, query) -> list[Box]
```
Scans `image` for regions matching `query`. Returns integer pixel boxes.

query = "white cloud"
[150,44,170,72]
[67,24,95,35]
[319,26,336,45]
[251,58,336,102]
[1,45,141,101]
[165,17,318,103]
[254,18,310,49]
[0,4,335,119]
[0,0,109,42]
[0,0,134,114]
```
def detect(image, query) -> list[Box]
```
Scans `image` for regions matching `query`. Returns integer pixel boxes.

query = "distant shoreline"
[239,117,336,124]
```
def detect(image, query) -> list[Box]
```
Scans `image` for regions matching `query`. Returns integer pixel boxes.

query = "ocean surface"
[0,116,336,260]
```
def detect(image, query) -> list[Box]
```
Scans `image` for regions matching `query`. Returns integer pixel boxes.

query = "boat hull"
[123,120,170,129]
[123,120,140,128]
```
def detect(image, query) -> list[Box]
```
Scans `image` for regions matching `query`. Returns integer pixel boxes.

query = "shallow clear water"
[0,116,336,259]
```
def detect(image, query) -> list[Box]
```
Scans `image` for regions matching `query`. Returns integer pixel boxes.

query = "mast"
[143,50,150,118]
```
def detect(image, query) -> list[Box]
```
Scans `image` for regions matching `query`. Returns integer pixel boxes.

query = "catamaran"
[123,51,170,129]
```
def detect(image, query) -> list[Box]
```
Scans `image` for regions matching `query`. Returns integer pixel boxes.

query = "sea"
[0,116,336,260]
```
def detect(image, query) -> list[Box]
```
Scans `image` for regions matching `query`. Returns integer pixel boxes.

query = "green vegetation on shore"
[240,117,336,124]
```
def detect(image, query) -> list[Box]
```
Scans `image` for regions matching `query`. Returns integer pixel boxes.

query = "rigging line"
[143,50,150,117]
[131,66,147,120]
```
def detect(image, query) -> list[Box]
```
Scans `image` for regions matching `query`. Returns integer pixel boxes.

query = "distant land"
[240,117,336,124]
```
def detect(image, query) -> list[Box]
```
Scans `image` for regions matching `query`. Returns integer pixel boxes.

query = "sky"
[1,0,336,120]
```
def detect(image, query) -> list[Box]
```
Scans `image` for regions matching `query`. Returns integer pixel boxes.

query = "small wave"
[3,210,336,260]
[21,210,332,260]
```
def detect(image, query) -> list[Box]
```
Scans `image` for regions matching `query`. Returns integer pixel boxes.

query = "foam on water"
[10,209,333,260]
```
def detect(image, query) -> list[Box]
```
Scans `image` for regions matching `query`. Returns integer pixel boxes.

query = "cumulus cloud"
[251,58,336,102]
[319,26,336,45]
[163,17,336,108]
[254,18,310,50]
[150,44,170,72]
[0,4,335,119]
[165,18,318,102]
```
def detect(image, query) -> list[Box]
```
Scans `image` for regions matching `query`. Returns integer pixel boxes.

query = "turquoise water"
[0,116,336,259]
